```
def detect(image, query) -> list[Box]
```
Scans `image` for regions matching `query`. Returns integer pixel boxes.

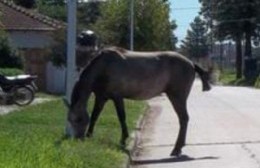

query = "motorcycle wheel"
[12,86,35,106]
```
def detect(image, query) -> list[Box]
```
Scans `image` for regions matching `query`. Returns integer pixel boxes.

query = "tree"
[36,0,65,6]
[36,0,102,27]
[36,0,66,21]
[170,20,178,50]
[180,16,209,61]
[35,0,176,51]
[134,0,175,50]
[199,0,260,79]
[0,31,22,68]
[77,1,102,29]
[14,0,36,8]
[92,0,176,50]
[252,2,260,47]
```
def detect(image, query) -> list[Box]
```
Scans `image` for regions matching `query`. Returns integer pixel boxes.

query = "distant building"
[210,42,237,70]
[0,0,65,91]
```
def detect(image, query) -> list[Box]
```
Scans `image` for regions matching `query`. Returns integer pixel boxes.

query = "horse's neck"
[71,81,91,109]
[78,92,90,109]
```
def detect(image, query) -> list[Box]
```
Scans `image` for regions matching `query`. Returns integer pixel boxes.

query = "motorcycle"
[0,74,38,106]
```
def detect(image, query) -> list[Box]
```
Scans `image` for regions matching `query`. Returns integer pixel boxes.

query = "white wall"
[46,62,66,94]
[8,31,54,49]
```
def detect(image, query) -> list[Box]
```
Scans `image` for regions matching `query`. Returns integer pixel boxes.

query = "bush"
[0,68,24,76]
[219,70,236,85]
[14,0,36,8]
[36,0,66,21]
[219,70,260,88]
[254,76,260,88]
[49,30,67,67]
[0,31,23,69]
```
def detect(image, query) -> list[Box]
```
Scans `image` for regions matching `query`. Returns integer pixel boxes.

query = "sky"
[169,0,201,46]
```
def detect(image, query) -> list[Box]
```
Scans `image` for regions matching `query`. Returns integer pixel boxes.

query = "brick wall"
[21,48,49,91]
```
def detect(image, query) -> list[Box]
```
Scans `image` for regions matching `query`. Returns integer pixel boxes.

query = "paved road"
[131,80,260,168]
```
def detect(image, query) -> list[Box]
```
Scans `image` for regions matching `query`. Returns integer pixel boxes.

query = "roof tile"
[0,0,65,31]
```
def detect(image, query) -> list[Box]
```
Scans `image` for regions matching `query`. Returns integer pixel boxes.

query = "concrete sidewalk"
[130,80,260,168]
[0,98,52,115]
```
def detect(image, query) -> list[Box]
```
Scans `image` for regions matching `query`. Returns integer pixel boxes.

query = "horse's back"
[88,48,195,99]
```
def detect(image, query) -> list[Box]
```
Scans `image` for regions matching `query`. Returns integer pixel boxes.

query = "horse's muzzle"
[65,121,76,138]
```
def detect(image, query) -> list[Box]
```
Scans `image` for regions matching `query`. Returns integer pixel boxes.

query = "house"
[0,0,65,91]
[210,42,237,70]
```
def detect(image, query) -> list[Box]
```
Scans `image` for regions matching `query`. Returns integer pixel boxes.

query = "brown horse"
[64,47,211,156]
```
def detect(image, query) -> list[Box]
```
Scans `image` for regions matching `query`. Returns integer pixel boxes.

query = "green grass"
[219,70,260,87]
[0,68,24,76]
[254,76,260,88]
[219,70,236,85]
[0,98,146,168]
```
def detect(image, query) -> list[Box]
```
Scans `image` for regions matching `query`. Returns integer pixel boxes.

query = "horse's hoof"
[170,149,182,157]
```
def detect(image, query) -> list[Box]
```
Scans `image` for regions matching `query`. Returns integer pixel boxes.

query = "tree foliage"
[199,0,260,79]
[36,0,66,21]
[91,0,130,49]
[13,0,36,8]
[92,0,176,51]
[34,0,177,67]
[77,1,102,29]
[0,31,22,68]
[180,16,209,60]
[34,0,176,51]
[49,30,67,67]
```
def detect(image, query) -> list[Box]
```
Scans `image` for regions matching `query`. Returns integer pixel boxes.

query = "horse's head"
[64,98,90,139]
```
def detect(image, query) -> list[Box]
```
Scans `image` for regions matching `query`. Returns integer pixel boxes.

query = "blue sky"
[169,0,201,46]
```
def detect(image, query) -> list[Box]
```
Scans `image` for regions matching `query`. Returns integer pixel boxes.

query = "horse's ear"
[63,97,70,108]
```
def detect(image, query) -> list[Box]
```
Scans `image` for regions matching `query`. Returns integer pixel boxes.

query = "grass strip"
[0,98,146,168]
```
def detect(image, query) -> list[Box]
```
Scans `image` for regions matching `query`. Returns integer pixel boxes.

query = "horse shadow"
[130,154,219,166]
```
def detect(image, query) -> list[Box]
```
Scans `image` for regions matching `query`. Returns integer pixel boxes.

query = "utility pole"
[130,0,134,50]
[209,0,213,56]
[66,0,77,103]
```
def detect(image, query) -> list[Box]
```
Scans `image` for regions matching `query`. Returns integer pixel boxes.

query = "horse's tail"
[194,64,211,91]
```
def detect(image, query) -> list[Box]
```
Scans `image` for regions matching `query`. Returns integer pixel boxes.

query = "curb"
[125,104,151,168]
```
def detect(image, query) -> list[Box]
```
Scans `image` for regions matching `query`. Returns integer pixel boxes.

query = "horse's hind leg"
[86,95,107,137]
[167,93,189,156]
[112,97,129,147]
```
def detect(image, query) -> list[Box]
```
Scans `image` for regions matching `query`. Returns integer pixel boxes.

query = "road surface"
[131,80,260,168]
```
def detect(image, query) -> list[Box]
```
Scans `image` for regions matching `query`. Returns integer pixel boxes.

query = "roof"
[0,0,65,31]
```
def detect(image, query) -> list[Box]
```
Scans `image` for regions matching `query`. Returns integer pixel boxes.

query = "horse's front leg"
[86,95,107,137]
[112,97,129,147]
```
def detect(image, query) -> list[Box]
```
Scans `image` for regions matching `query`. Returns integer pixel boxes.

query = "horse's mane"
[106,46,127,54]
[79,46,126,71]
[70,51,103,107]
[70,81,81,107]
[70,46,127,107]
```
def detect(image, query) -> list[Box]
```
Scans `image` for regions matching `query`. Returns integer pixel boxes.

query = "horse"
[64,47,211,156]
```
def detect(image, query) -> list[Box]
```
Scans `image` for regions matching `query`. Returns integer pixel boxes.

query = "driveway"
[131,80,260,168]
[0,98,51,115]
